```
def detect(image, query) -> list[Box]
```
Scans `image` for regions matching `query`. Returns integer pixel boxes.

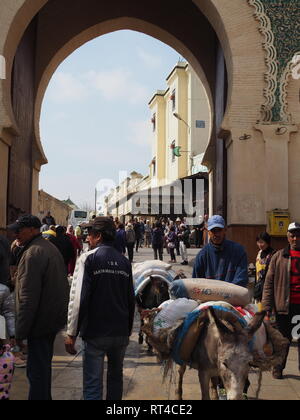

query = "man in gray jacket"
[7,215,69,400]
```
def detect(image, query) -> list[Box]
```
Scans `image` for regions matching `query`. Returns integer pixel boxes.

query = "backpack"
[126,229,135,244]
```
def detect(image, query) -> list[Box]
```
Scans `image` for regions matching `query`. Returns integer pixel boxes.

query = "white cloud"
[48,72,88,103]
[47,67,150,106]
[137,48,163,69]
[84,68,149,104]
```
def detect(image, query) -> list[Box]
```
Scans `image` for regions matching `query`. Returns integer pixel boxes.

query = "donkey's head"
[208,308,265,400]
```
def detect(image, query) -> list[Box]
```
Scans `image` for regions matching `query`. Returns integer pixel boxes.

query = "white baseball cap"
[288,222,300,232]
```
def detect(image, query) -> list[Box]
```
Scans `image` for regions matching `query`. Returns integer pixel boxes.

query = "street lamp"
[173,112,191,133]
[172,113,193,173]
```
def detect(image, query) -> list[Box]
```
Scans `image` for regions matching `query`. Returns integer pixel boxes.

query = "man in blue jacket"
[193,215,249,398]
[193,215,248,288]
[65,217,135,400]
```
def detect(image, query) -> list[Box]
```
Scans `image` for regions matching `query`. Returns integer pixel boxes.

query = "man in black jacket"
[65,217,135,400]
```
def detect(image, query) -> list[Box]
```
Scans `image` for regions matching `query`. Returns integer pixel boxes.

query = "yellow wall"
[38,190,72,226]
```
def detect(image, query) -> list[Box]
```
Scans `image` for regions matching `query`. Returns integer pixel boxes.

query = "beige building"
[104,172,150,221]
[0,0,299,261]
[38,190,72,227]
[105,62,209,222]
[149,62,211,188]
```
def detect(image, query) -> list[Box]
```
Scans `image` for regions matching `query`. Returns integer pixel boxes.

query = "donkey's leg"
[175,364,187,400]
[198,370,211,400]
[210,377,219,400]
[139,319,144,345]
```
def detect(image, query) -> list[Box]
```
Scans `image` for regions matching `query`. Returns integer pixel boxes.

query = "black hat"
[82,217,115,232]
[7,215,42,232]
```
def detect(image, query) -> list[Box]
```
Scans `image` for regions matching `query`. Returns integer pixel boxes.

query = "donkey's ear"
[207,307,235,335]
[246,311,266,338]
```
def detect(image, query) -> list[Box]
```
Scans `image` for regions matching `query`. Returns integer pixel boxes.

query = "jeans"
[169,247,176,261]
[179,242,188,262]
[135,238,141,252]
[126,244,134,262]
[83,336,129,400]
[153,245,163,261]
[27,334,57,400]
[275,304,300,370]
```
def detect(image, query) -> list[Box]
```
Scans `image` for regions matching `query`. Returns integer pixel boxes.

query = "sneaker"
[14,356,27,368]
[217,387,227,400]
[242,393,248,400]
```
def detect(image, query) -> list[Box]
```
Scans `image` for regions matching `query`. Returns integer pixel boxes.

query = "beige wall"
[38,190,72,226]
[187,67,212,161]
[149,94,166,187]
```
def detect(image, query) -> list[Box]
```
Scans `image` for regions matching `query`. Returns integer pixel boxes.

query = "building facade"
[105,62,209,223]
[38,190,73,226]
[149,62,211,188]
[0,0,299,261]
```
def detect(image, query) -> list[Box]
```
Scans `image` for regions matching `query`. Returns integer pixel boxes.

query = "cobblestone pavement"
[10,247,300,400]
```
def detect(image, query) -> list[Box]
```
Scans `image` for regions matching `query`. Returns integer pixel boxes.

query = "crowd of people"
[113,216,208,265]
[0,211,299,400]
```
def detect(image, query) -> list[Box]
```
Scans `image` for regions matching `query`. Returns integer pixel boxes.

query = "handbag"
[254,277,265,301]
[168,242,175,249]
[254,251,274,301]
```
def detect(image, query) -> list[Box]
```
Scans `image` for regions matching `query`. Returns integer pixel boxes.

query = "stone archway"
[1,0,280,262]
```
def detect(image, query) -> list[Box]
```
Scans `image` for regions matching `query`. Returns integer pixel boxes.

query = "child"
[0,315,15,400]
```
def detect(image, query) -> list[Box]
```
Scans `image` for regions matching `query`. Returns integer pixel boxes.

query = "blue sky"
[40,30,185,211]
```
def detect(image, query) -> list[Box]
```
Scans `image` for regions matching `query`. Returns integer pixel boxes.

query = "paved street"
[10,247,300,400]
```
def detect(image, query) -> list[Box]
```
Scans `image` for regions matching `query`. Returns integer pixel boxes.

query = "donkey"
[136,276,170,350]
[137,271,187,351]
[176,308,266,400]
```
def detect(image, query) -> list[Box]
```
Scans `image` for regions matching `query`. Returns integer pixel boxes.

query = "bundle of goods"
[171,301,249,365]
[153,298,199,335]
[133,260,177,296]
[142,299,288,372]
[170,278,250,307]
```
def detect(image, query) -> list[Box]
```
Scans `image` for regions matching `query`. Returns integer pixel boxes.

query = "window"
[74,211,88,219]
[151,113,156,132]
[171,141,176,163]
[170,89,176,111]
[152,158,156,176]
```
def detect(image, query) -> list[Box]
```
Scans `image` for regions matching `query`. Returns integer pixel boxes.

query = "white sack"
[170,278,250,307]
[153,298,198,335]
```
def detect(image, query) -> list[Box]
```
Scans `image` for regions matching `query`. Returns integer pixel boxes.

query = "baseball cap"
[7,214,42,232]
[82,217,116,232]
[288,222,300,232]
[207,215,226,231]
